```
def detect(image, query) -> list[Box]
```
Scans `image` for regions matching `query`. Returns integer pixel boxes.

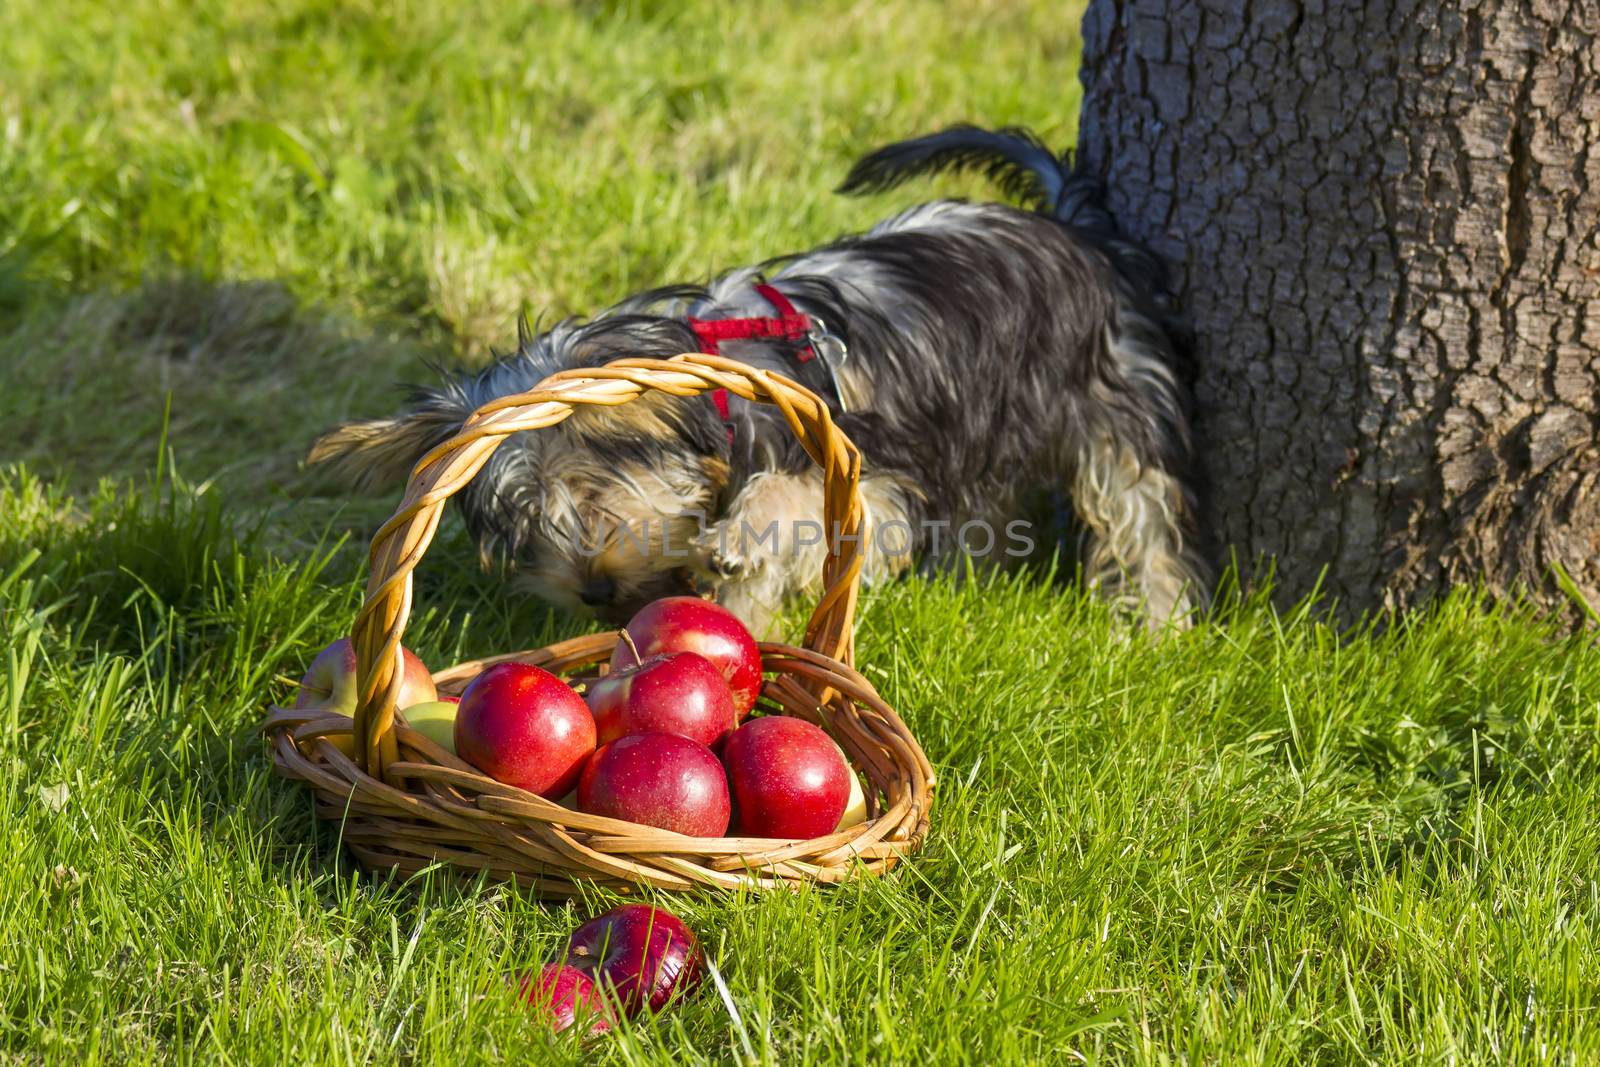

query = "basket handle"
[349,354,868,781]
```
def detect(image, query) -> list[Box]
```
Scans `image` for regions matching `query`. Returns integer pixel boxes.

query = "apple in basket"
[611,597,762,718]
[835,739,868,831]
[455,663,595,798]
[565,904,703,1017]
[723,716,851,839]
[516,963,613,1035]
[576,732,731,837]
[585,650,739,751]
[294,637,436,714]
[400,696,459,754]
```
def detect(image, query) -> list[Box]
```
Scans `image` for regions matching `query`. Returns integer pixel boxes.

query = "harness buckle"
[806,316,850,413]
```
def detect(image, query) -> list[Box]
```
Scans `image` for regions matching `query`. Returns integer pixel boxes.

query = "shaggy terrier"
[312,127,1208,633]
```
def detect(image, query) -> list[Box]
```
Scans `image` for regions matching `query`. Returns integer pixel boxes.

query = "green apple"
[401,697,459,753]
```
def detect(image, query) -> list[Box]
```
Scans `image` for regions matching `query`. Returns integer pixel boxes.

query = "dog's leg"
[704,472,825,636]
[1067,308,1210,628]
[1072,435,1206,626]
[699,471,915,635]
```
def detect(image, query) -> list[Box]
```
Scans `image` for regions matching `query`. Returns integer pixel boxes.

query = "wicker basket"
[265,354,935,897]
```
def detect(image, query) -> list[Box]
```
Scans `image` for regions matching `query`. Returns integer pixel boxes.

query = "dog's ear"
[307,406,463,490]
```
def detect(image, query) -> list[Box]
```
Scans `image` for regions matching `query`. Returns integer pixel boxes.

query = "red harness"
[686,283,815,434]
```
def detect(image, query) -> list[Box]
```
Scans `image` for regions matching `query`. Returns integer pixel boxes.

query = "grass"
[0,0,1074,498]
[2,1,1599,1063]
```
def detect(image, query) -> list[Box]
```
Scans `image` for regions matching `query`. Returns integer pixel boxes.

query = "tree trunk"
[1076,0,1600,622]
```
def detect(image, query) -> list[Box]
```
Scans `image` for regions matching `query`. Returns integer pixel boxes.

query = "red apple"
[611,597,761,717]
[586,651,739,750]
[294,637,436,714]
[576,733,730,837]
[516,963,613,1035]
[455,663,595,798]
[723,716,850,839]
[565,904,702,1016]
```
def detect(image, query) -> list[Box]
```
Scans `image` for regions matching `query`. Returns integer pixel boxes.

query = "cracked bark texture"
[1078,0,1600,621]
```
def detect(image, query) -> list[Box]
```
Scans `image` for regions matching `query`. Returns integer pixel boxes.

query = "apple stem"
[617,628,641,664]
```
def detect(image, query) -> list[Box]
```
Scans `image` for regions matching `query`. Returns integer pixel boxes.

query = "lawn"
[4,1,1600,1063]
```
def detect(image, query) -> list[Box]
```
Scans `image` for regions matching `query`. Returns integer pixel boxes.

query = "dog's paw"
[707,546,748,582]
[692,522,757,582]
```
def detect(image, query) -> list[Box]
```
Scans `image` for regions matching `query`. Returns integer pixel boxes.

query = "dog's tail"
[837,125,1066,211]
[836,124,1126,231]
[837,125,1186,344]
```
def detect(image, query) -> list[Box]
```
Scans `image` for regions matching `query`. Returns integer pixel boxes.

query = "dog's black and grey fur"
[312,126,1209,633]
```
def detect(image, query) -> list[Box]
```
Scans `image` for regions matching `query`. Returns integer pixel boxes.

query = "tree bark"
[1077,0,1600,622]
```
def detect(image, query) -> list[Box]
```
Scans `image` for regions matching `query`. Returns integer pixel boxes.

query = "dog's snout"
[578,575,617,606]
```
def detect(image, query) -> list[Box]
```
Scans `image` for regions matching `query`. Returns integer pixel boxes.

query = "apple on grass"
[723,716,851,839]
[565,904,702,1016]
[295,637,436,714]
[455,663,595,799]
[576,732,730,837]
[516,963,613,1035]
[586,650,738,750]
[611,597,762,717]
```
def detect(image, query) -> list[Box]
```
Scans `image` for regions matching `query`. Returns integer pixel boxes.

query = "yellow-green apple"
[516,963,613,1034]
[565,904,702,1016]
[294,637,435,713]
[586,651,738,750]
[832,741,868,830]
[610,597,761,717]
[400,697,459,753]
[576,732,730,836]
[723,716,849,838]
[455,663,594,798]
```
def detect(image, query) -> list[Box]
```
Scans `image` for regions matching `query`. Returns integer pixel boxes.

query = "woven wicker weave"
[265,354,935,896]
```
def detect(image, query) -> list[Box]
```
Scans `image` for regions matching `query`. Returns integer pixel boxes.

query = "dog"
[310,126,1209,635]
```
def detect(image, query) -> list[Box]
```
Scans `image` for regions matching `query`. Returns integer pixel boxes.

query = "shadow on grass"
[0,273,451,508]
